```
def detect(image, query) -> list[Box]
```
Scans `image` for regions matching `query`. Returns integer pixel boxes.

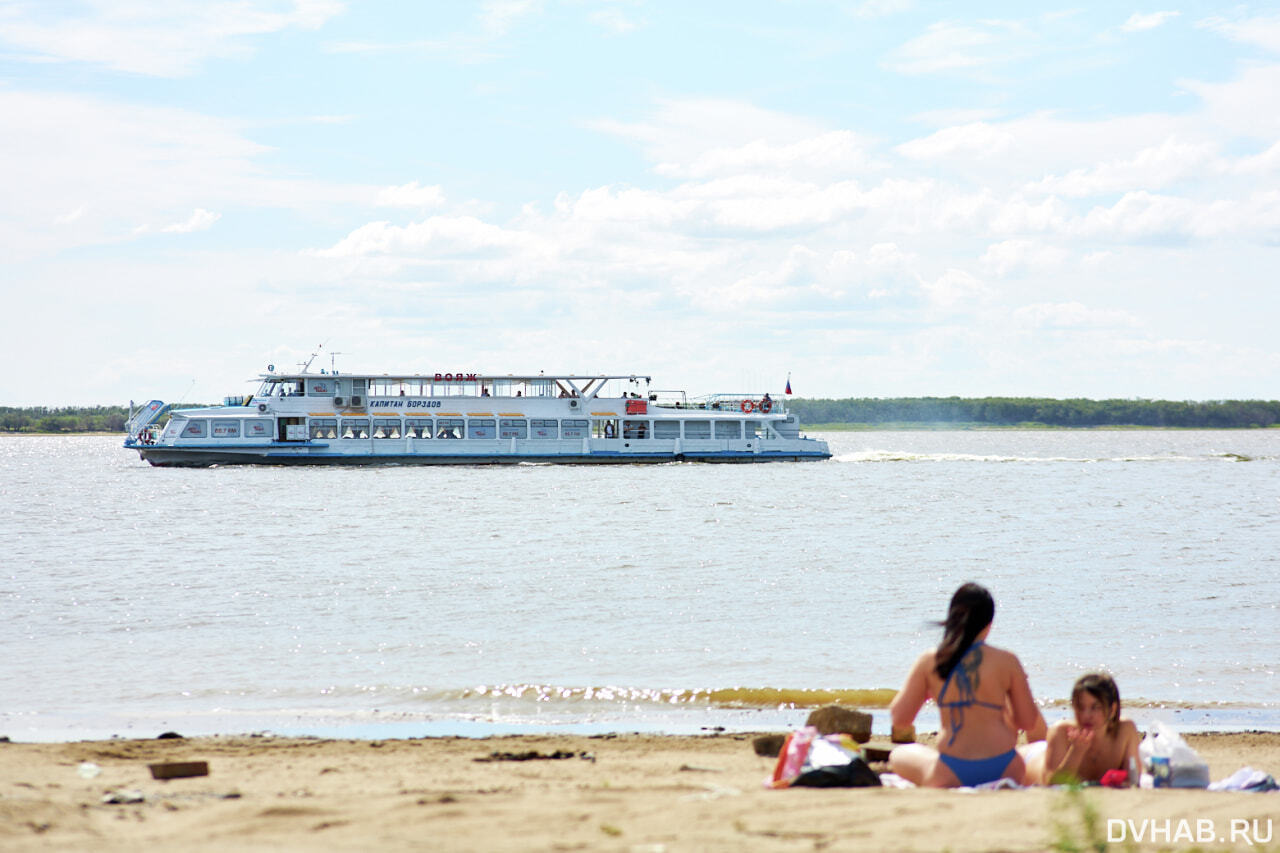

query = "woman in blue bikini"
[888,583,1045,787]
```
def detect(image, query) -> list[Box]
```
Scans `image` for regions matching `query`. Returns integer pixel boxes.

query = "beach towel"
[1208,767,1279,792]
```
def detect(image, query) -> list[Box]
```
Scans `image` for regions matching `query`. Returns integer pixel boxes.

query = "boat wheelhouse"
[125,369,830,466]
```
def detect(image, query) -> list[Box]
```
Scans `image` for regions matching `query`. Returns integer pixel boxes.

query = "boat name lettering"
[370,400,442,408]
[434,373,479,382]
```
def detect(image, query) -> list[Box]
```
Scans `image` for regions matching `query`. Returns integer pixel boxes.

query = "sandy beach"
[1,730,1276,852]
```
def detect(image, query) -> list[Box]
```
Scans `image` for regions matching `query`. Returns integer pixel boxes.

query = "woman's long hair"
[934,583,995,680]
[1072,673,1122,735]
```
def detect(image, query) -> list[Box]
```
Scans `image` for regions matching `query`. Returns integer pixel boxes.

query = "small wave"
[454,684,897,709]
[833,451,1214,464]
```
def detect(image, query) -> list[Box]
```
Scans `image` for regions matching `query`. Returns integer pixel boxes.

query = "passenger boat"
[124,367,830,466]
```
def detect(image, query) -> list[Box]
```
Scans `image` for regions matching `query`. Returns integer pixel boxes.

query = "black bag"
[792,755,883,788]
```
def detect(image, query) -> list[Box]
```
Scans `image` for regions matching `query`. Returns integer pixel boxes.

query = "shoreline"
[2,731,1275,852]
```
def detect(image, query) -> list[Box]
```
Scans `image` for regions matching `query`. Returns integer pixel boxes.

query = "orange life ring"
[740,400,755,413]
[759,399,773,413]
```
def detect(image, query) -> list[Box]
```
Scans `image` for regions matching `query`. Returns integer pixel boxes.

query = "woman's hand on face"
[1067,726,1096,750]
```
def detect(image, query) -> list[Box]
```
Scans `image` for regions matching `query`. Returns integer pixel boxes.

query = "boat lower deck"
[137,446,831,466]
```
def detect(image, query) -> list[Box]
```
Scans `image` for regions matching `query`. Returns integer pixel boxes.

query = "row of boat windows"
[175,418,765,440]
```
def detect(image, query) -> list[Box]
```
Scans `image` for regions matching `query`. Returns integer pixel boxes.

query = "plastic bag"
[1139,721,1209,789]
[768,727,882,789]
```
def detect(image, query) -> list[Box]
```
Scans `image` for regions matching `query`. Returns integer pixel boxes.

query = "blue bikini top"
[937,641,1005,747]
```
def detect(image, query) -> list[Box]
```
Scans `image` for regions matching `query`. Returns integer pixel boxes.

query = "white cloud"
[1180,63,1280,140]
[0,0,344,77]
[589,8,642,34]
[587,98,831,170]
[896,122,1017,160]
[884,19,1028,75]
[922,268,991,311]
[160,208,222,233]
[376,182,447,208]
[655,131,877,180]
[315,216,542,258]
[53,204,90,225]
[1010,301,1141,330]
[1198,14,1280,53]
[1120,11,1180,33]
[852,0,915,19]
[0,89,387,258]
[479,0,543,36]
[981,239,1068,277]
[1028,137,1220,197]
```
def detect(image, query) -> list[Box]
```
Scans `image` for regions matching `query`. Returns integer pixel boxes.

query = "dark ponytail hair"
[934,583,995,680]
[1072,673,1122,735]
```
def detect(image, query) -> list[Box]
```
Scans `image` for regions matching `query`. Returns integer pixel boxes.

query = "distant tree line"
[785,397,1280,428]
[1,406,130,433]
[3,398,1279,433]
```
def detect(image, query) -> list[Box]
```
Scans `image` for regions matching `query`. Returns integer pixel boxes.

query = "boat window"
[341,418,370,439]
[530,418,558,439]
[211,420,240,438]
[245,420,271,438]
[653,420,680,439]
[592,419,617,439]
[181,420,207,438]
[307,379,336,397]
[561,419,589,438]
[467,418,496,439]
[684,420,711,439]
[373,418,401,439]
[500,419,527,439]
[622,420,649,439]
[745,420,764,439]
[436,418,463,439]
[405,418,432,439]
[309,418,337,439]
[163,419,183,439]
[715,421,741,439]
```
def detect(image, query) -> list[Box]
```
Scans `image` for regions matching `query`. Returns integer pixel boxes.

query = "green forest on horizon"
[784,396,1280,429]
[3,396,1279,433]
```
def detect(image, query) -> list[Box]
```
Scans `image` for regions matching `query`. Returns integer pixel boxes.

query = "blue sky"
[3,1,1279,405]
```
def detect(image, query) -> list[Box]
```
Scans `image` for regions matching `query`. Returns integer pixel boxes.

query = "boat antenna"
[300,340,332,374]
[174,379,196,406]
[329,351,343,374]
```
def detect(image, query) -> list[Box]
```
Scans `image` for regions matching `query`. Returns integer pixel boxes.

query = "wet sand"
[1,731,1276,852]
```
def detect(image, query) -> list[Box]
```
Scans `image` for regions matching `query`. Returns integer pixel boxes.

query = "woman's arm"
[1006,657,1045,736]
[889,651,933,730]
[1044,722,1094,784]
[1119,720,1142,786]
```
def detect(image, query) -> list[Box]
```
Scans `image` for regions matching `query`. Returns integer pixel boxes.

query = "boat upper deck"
[240,371,789,417]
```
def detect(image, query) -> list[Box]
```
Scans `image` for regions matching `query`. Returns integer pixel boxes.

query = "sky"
[2,1,1280,406]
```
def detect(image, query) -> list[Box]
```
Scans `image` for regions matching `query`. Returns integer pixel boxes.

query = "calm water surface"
[2,431,1276,740]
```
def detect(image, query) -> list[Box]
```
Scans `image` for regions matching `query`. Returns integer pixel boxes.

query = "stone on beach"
[805,705,872,742]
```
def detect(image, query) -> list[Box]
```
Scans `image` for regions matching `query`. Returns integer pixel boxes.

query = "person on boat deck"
[1022,673,1141,786]
[889,583,1045,787]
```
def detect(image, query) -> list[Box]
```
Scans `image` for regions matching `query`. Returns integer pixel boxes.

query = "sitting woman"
[1024,673,1141,786]
[889,583,1045,787]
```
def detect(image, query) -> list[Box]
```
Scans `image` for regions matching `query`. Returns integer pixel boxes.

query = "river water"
[2,431,1276,741]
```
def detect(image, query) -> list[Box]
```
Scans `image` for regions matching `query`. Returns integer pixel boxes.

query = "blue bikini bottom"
[938,749,1017,787]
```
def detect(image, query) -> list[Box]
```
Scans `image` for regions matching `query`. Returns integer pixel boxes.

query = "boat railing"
[679,393,785,414]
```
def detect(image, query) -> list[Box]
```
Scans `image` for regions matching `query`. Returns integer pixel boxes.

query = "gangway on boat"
[124,400,169,444]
